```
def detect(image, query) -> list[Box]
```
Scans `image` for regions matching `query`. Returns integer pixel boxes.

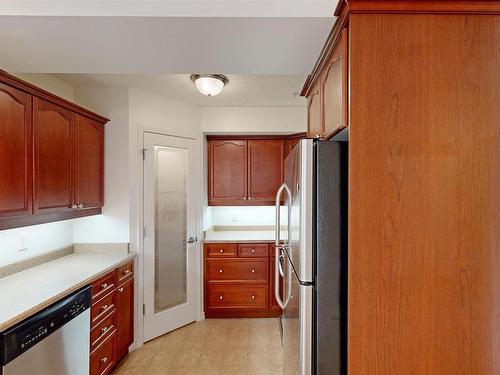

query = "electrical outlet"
[231,213,238,223]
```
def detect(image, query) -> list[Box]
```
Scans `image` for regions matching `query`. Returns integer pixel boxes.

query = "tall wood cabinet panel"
[115,277,134,360]
[208,139,247,205]
[0,83,32,219]
[33,98,73,213]
[74,114,104,209]
[247,139,284,202]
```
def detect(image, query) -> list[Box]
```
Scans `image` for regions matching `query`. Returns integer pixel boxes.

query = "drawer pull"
[220,249,224,253]
[251,269,256,273]
[123,269,131,275]
[101,326,109,334]
[101,357,108,364]
[251,295,256,300]
[219,269,224,273]
[251,249,256,254]
[219,295,223,300]
[101,304,108,311]
[101,283,108,290]
[118,287,124,293]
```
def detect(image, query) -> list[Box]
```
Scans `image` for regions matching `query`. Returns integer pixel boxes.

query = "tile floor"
[113,318,283,375]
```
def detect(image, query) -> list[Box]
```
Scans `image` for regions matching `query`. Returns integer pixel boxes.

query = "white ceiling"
[0,1,337,17]
[55,74,307,106]
[0,16,334,74]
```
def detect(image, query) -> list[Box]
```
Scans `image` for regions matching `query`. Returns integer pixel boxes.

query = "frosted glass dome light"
[190,74,228,97]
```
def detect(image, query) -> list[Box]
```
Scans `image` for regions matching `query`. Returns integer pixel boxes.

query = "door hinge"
[141,148,147,160]
[143,304,146,315]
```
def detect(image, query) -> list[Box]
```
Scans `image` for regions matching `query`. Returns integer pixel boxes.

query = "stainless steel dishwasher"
[0,285,91,375]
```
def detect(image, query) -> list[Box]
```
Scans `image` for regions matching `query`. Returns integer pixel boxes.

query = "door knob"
[185,237,196,244]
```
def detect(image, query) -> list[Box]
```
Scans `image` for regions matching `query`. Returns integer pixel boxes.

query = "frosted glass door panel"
[154,146,187,313]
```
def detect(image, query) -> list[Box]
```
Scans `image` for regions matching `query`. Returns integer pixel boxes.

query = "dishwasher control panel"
[0,285,91,366]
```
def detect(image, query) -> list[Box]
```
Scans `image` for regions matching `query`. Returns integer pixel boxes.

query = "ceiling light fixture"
[190,74,228,97]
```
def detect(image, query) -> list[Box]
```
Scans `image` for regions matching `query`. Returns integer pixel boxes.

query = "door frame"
[134,127,204,348]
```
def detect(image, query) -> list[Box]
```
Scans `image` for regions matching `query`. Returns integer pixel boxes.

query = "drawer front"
[90,331,115,375]
[238,243,269,257]
[91,310,116,352]
[116,261,134,285]
[208,284,268,309]
[92,272,116,301]
[205,243,237,257]
[208,259,268,282]
[91,291,115,327]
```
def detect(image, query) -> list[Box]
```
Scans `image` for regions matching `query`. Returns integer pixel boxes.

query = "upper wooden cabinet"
[0,83,32,219]
[33,98,73,213]
[247,140,284,202]
[0,71,109,230]
[209,139,248,204]
[303,27,349,139]
[74,114,104,209]
[208,135,303,206]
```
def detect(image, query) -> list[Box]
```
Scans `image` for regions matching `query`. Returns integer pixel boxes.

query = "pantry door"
[143,132,197,341]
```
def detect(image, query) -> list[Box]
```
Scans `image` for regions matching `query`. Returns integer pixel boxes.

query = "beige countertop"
[203,230,288,243]
[0,251,135,331]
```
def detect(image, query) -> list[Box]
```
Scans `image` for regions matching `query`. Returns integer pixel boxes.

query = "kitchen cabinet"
[90,260,134,374]
[33,98,73,213]
[74,114,104,209]
[0,83,32,219]
[208,134,305,206]
[269,245,284,313]
[307,80,323,138]
[0,71,108,230]
[247,139,284,202]
[204,242,281,318]
[208,139,247,204]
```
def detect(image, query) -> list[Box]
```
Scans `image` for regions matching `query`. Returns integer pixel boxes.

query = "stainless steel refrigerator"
[274,139,347,375]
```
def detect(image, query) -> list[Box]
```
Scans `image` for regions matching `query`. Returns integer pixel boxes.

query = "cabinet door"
[0,83,32,219]
[208,139,247,204]
[322,28,348,139]
[247,140,284,202]
[307,80,323,138]
[33,98,73,213]
[115,278,134,359]
[74,114,104,209]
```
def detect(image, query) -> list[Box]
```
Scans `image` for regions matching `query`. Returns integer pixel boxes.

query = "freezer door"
[282,139,314,375]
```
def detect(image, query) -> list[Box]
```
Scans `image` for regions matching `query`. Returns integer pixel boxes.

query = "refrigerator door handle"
[275,182,292,310]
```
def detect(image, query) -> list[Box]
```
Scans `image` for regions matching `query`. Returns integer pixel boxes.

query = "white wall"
[201,106,306,134]
[0,74,77,266]
[207,206,287,227]
[13,73,75,102]
[72,87,131,244]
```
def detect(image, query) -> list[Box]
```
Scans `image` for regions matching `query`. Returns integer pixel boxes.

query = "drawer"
[91,310,116,352]
[208,284,268,309]
[116,261,134,285]
[205,243,237,258]
[207,259,268,282]
[90,331,115,375]
[238,243,269,257]
[91,291,115,327]
[92,272,116,302]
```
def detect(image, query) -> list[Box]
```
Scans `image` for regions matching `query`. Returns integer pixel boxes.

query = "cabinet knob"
[101,283,108,289]
[251,269,256,273]
[123,269,131,275]
[243,197,247,200]
[219,295,223,300]
[251,295,256,300]
[251,249,255,253]
[219,249,224,253]
[219,269,224,273]
[72,204,78,209]
[101,357,108,364]
[101,304,108,311]
[118,287,124,293]
[101,326,109,334]
[78,203,84,209]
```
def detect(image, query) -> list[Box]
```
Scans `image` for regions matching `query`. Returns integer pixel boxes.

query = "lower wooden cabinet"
[90,260,134,375]
[204,242,282,318]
